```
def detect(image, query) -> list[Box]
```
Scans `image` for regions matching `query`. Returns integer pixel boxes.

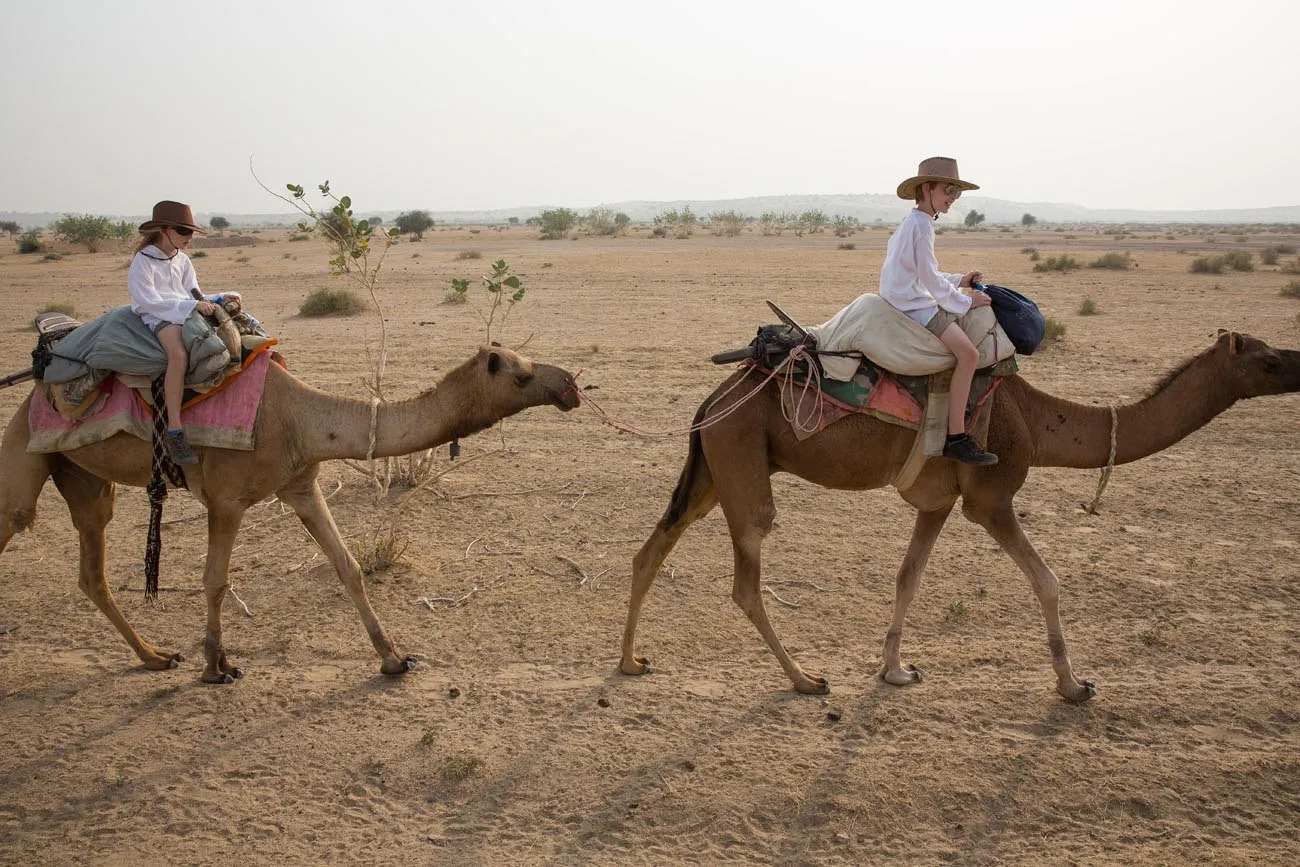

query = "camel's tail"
[662,402,712,529]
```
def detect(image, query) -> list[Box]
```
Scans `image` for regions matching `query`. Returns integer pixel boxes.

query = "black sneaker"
[164,429,199,466]
[943,433,998,466]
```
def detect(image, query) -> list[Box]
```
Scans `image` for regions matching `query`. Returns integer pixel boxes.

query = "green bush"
[1089,252,1132,270]
[1190,256,1225,274]
[299,286,365,316]
[18,230,42,254]
[1033,255,1081,273]
[395,210,435,240]
[1281,280,1300,299]
[539,208,577,240]
[53,213,117,252]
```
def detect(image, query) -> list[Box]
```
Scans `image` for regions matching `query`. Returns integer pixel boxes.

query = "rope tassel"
[145,378,188,600]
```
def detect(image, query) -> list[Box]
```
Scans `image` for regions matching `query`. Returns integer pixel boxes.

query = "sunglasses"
[171,226,194,237]
[943,184,964,198]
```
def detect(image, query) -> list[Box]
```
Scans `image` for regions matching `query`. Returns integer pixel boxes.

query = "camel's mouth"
[553,377,581,411]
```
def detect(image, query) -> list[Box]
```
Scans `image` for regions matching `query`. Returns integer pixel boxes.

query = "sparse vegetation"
[18,230,42,254]
[1281,280,1300,299]
[1261,248,1280,266]
[38,301,80,318]
[209,216,230,232]
[964,210,986,229]
[456,250,482,260]
[190,250,208,258]
[349,525,409,575]
[1079,298,1098,315]
[946,601,970,620]
[299,286,365,316]
[435,755,483,782]
[1044,316,1067,342]
[708,210,746,237]
[1191,251,1254,274]
[1,220,22,237]
[1089,252,1133,270]
[837,243,856,250]
[1033,255,1081,272]
[42,253,63,262]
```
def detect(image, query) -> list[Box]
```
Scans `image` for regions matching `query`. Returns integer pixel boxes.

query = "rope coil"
[1084,405,1118,515]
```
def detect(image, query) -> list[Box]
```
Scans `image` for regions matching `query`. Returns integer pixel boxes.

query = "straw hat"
[896,157,979,200]
[138,200,208,234]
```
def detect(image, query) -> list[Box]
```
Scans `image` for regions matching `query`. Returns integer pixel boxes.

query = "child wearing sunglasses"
[881,157,997,466]
[129,200,239,466]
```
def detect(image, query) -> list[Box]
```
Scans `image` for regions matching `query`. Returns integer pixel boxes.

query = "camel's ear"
[1217,329,1244,355]
[487,350,502,374]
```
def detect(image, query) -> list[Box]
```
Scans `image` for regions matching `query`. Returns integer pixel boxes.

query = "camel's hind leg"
[964,499,1096,702]
[715,451,829,695]
[620,446,717,676]
[276,475,415,676]
[52,461,184,670]
[880,505,954,686]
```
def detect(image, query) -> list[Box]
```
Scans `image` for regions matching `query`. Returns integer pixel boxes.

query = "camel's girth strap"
[145,377,189,600]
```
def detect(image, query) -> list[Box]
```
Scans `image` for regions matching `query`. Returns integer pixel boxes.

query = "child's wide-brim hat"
[896,157,979,200]
[138,200,208,234]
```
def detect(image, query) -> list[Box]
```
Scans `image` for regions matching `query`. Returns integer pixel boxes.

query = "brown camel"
[0,346,578,683]
[620,330,1300,702]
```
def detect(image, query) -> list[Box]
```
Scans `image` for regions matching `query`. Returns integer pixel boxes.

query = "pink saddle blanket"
[27,348,281,455]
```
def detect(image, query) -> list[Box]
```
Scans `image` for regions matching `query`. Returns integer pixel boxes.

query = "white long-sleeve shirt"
[878,209,970,323]
[127,245,219,329]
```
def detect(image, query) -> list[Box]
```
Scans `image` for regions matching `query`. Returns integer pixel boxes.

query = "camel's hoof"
[1060,679,1097,703]
[226,667,245,680]
[143,652,184,671]
[202,672,237,685]
[381,656,418,676]
[794,676,830,695]
[620,656,653,676]
[880,664,924,686]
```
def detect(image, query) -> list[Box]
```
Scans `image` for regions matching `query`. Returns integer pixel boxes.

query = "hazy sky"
[3,0,1296,215]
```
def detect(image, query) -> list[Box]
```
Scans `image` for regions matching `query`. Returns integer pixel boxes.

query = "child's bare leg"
[938,323,979,435]
[156,324,187,430]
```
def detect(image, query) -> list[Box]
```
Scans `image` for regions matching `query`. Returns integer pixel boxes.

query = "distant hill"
[5,195,1299,229]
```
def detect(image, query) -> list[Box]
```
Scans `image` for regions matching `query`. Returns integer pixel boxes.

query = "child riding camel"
[883,157,997,466]
[128,200,239,466]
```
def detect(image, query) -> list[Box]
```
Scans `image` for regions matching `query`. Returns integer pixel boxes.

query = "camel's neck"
[289,374,502,463]
[1018,352,1237,468]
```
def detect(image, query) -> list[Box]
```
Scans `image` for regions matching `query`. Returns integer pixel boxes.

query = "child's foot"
[164,428,199,466]
[943,433,998,466]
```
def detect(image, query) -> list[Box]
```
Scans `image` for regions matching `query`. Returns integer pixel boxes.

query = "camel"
[0,346,579,683]
[620,330,1300,702]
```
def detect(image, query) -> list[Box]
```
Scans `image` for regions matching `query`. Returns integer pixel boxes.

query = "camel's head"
[1216,330,1300,398]
[475,345,581,412]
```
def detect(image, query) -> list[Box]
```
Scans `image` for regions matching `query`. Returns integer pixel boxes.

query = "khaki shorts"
[925,309,961,338]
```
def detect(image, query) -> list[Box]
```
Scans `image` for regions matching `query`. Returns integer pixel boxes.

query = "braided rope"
[1084,405,1118,515]
[145,378,188,600]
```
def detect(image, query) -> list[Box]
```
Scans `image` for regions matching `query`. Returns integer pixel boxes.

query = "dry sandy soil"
[2,220,1299,866]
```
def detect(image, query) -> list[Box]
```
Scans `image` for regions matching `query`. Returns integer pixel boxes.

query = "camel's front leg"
[52,463,183,671]
[200,502,248,683]
[277,479,415,676]
[965,500,1096,702]
[880,505,953,686]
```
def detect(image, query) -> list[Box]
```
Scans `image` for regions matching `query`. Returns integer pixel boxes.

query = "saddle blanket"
[27,345,282,455]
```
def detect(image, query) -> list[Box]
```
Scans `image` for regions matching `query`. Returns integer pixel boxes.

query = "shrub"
[1281,280,1300,299]
[455,250,482,260]
[1021,213,1037,226]
[42,253,63,262]
[1261,248,1280,266]
[0,220,21,237]
[348,525,408,575]
[1089,252,1132,270]
[288,233,309,242]
[18,230,42,254]
[1190,256,1225,274]
[1043,316,1067,342]
[1223,251,1254,272]
[1283,258,1300,275]
[209,216,230,231]
[53,213,117,252]
[708,210,746,237]
[1033,255,1081,272]
[837,243,856,250]
[190,250,207,258]
[38,301,80,317]
[584,207,617,236]
[395,210,435,240]
[299,286,365,316]
[1272,244,1295,255]
[1079,298,1098,315]
[539,208,577,240]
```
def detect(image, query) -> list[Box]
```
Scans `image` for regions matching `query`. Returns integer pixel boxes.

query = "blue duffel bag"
[980,283,1046,356]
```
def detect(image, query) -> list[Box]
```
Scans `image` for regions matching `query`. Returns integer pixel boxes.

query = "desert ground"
[2,218,1299,866]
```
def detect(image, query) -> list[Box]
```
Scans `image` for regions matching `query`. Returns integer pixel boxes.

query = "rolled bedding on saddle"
[39,306,233,387]
[807,293,1017,381]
